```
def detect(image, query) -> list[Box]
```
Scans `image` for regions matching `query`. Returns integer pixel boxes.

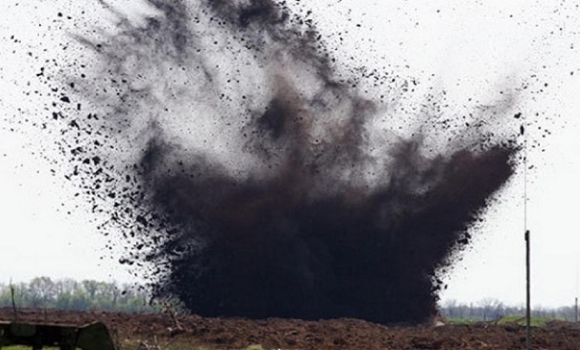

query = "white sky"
[1,0,580,308]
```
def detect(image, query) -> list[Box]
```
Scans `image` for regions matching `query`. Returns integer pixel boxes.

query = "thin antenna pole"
[522,115,531,350]
[525,230,531,350]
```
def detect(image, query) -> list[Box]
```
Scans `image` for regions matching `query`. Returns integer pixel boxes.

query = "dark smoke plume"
[57,0,517,324]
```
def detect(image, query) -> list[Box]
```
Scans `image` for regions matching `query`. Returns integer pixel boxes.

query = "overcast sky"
[1,0,580,308]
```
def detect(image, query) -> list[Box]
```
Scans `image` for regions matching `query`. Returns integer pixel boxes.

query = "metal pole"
[525,230,531,350]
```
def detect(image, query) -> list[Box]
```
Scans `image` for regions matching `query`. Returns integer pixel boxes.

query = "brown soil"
[1,308,580,350]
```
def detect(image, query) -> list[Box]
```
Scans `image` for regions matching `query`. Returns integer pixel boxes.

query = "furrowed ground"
[1,308,580,350]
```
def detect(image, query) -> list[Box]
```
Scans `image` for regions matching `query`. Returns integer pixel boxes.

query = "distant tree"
[477,298,504,321]
[441,299,457,318]
[28,277,56,308]
[55,278,78,295]
[55,292,72,310]
[0,278,158,313]
[72,290,92,310]
[82,280,101,300]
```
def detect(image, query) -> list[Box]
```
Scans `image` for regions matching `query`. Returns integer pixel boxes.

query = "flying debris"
[43,0,518,324]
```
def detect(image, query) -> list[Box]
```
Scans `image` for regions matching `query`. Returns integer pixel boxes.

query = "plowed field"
[1,308,579,349]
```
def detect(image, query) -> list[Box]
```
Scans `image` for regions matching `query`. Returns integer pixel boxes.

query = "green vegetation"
[0,277,158,313]
[445,317,484,325]
[444,315,557,326]
[496,315,555,327]
[440,298,579,323]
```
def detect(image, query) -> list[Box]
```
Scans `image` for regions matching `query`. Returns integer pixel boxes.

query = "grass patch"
[497,315,555,327]
[445,317,483,324]
[445,315,561,327]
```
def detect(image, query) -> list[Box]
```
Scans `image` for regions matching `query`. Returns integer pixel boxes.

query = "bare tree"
[478,298,504,322]
[28,277,56,308]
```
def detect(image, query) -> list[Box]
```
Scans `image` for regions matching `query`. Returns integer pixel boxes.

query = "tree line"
[0,277,158,313]
[439,298,580,322]
[2,277,579,321]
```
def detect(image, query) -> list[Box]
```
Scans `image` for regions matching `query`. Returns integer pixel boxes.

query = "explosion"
[49,0,517,324]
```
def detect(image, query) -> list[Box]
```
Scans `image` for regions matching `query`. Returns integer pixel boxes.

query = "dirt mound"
[2,308,579,349]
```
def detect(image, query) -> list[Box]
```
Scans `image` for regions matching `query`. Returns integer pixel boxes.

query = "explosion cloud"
[48,0,518,324]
